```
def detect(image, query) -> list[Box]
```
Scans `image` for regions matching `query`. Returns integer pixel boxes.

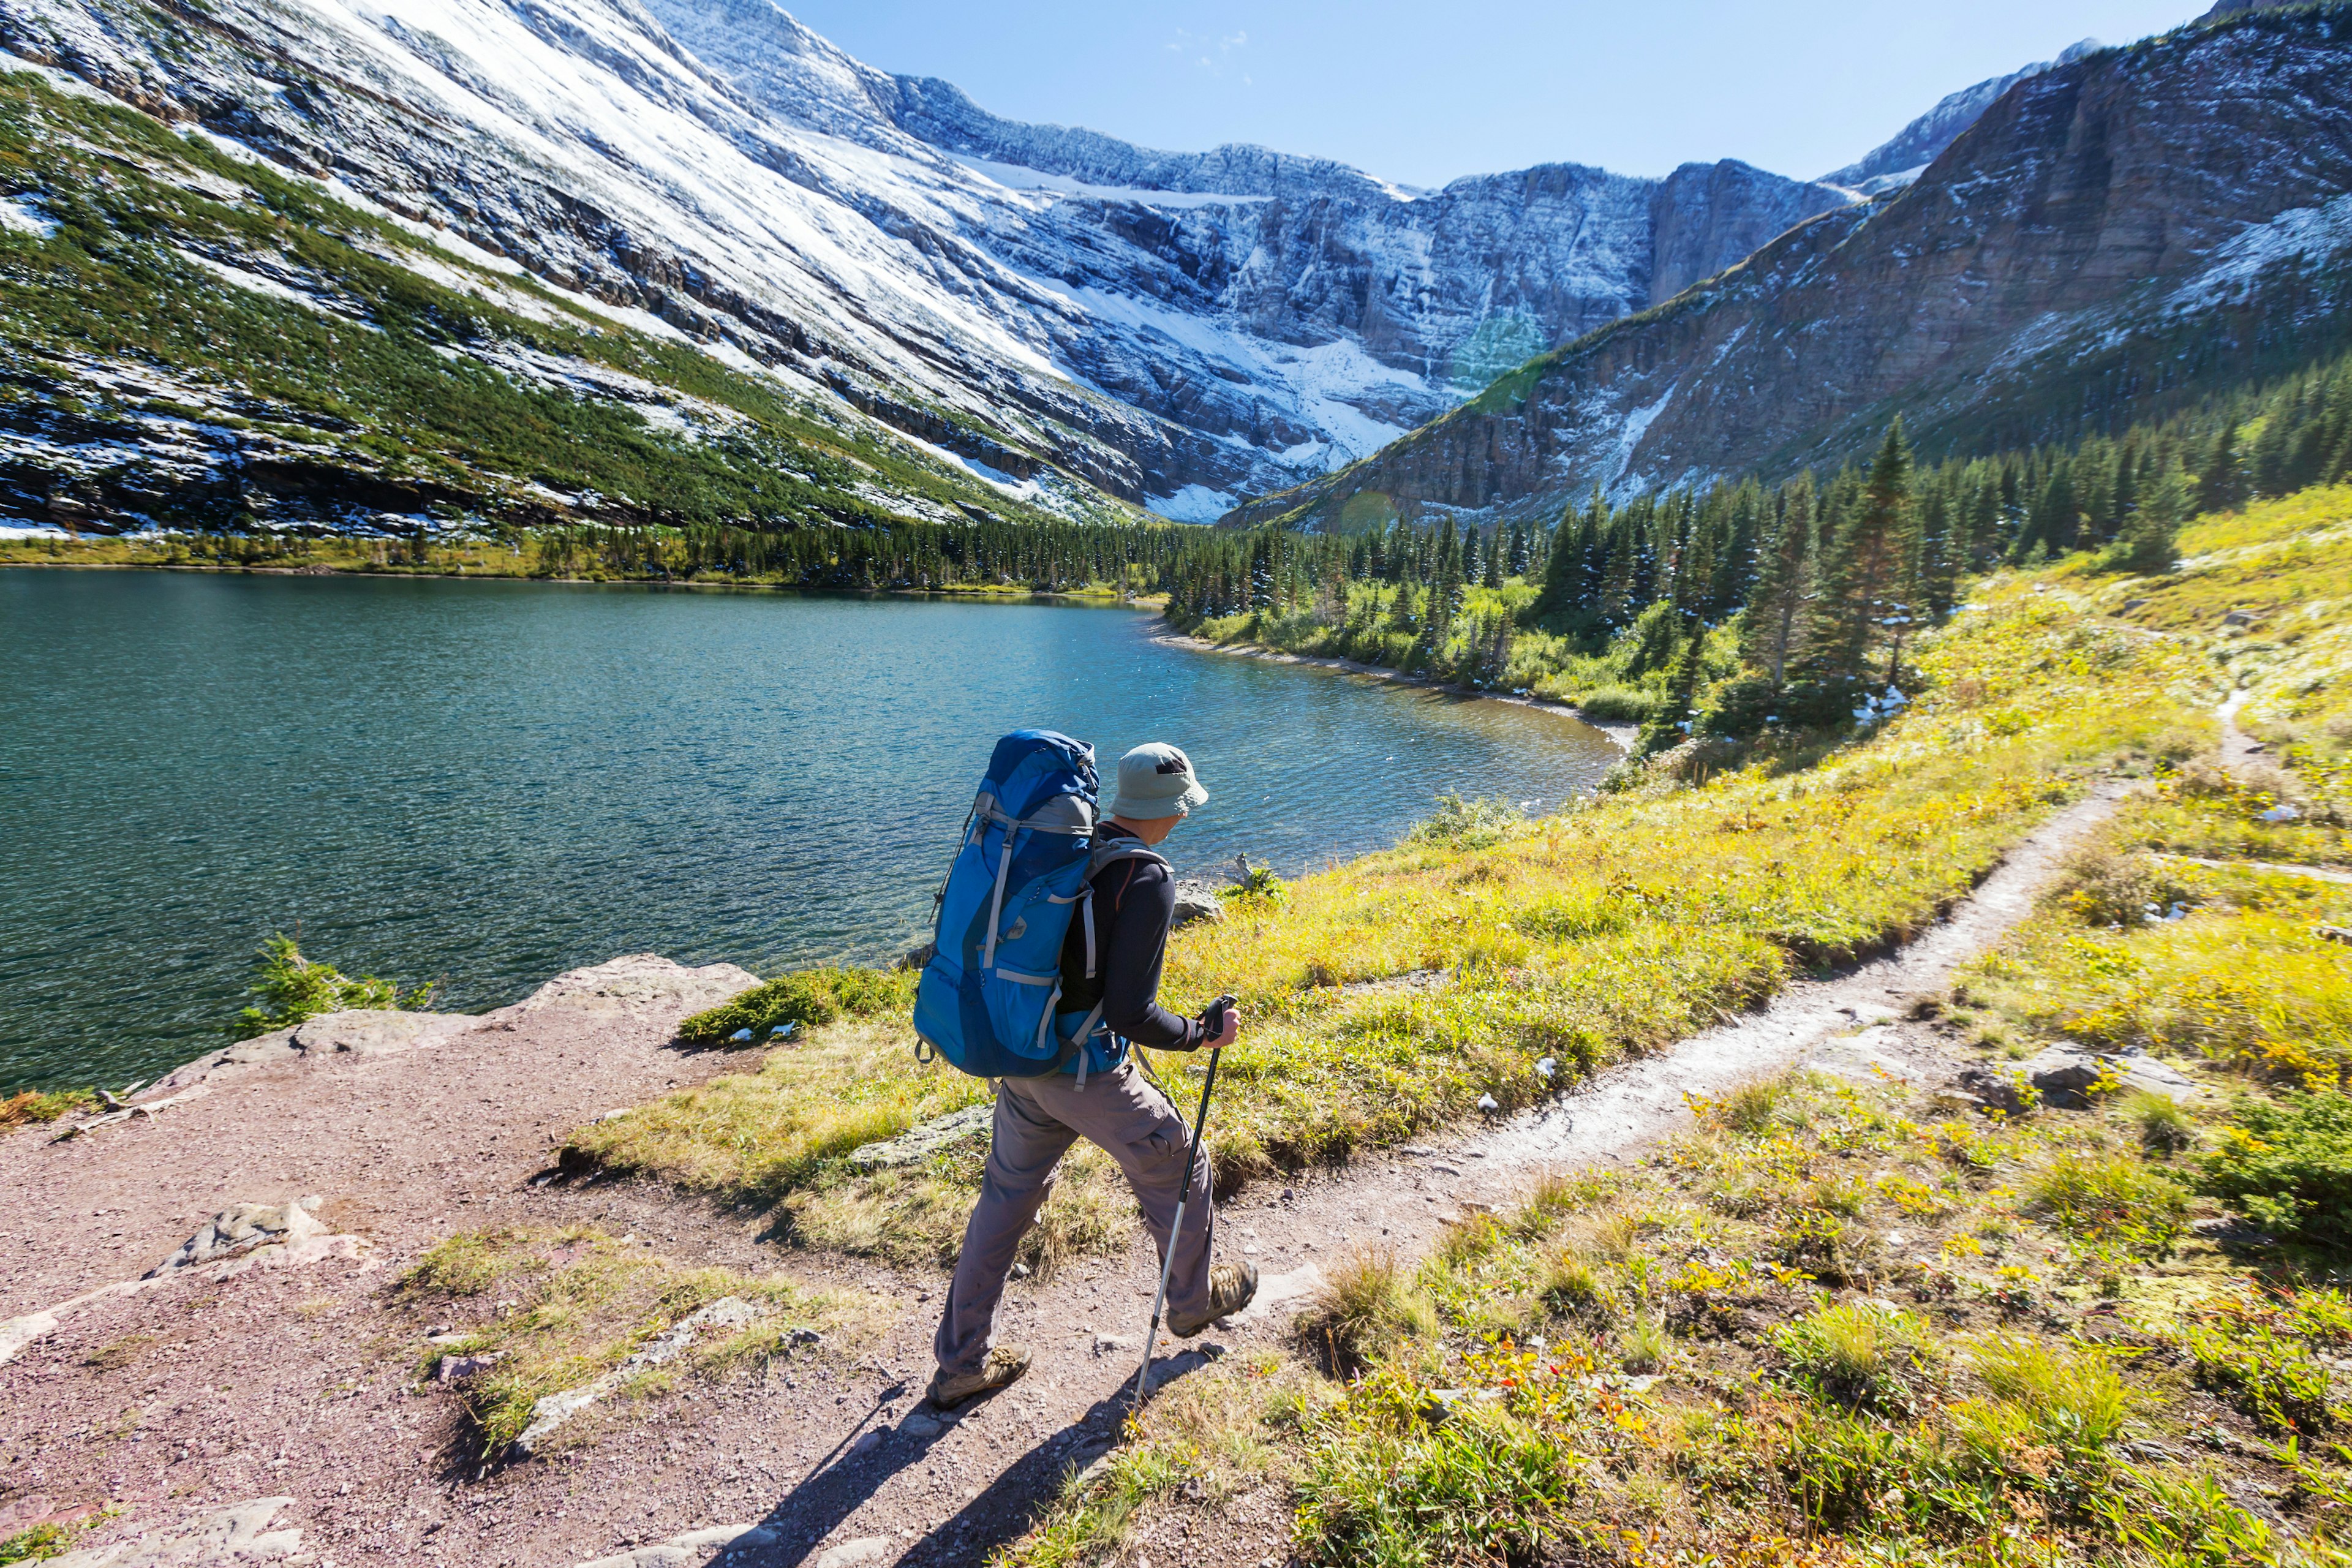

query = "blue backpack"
[912,731,1164,1083]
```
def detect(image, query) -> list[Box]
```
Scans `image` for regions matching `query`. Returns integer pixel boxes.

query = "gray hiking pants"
[933,1060,1214,1376]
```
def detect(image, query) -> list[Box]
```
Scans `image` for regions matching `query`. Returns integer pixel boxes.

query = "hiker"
[925,741,1259,1408]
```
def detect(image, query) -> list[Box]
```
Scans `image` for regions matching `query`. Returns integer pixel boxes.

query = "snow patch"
[2170,192,2352,314]
[0,194,58,238]
[1148,484,1236,523]
[1604,385,1676,496]
[954,157,1259,210]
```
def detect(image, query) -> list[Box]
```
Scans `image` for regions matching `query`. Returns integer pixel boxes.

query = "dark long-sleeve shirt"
[1057,824,1204,1051]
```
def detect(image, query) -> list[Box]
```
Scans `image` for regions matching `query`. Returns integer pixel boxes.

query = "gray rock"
[1091,1332,1136,1355]
[149,1200,325,1278]
[436,1352,504,1382]
[493,954,764,1025]
[1171,880,1227,929]
[571,1524,779,1568]
[39,1496,302,1567]
[807,1540,889,1568]
[289,1009,471,1058]
[2112,1054,2207,1101]
[513,1297,766,1455]
[1954,1065,2034,1115]
[848,1104,994,1170]
[2022,1047,2107,1109]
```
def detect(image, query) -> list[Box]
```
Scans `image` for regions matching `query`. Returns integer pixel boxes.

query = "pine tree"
[2117,464,2190,575]
[1481,528,1504,589]
[1739,474,1815,691]
[1804,421,1916,692]
[2198,422,2244,514]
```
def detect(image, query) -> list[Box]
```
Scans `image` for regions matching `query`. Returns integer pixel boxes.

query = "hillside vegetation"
[0,70,1123,538]
[551,479,2352,1564]
[986,485,2352,1566]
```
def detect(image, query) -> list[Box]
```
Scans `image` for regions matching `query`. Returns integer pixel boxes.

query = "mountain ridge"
[1224,6,2352,532]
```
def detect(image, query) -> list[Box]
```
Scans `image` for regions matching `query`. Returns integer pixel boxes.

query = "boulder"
[1953,1065,2034,1115]
[1171,879,1227,929]
[847,1104,994,1170]
[37,1496,302,1568]
[148,1199,325,1277]
[2021,1047,2108,1109]
[494,954,763,1023]
[290,1009,471,1057]
[2111,1053,2208,1101]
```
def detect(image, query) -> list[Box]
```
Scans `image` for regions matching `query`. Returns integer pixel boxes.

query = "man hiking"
[927,741,1259,1409]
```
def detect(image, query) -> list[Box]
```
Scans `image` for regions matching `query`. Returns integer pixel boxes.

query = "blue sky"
[783,0,2206,187]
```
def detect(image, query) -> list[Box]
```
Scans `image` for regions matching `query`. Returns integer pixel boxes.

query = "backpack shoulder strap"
[1087,841,1168,878]
[1079,842,1168,982]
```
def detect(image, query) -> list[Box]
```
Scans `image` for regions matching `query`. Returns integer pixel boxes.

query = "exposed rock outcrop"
[1232,9,2352,530]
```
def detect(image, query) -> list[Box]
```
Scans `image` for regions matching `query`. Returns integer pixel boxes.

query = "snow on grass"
[0,193,57,238]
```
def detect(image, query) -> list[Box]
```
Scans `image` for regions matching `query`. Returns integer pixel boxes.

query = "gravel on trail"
[1,790,2131,1568]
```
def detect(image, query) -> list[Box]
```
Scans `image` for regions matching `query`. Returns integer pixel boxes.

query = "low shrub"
[1296,1247,1438,1374]
[675,967,913,1047]
[1577,684,1662,723]
[1536,1250,1618,1325]
[2121,1089,2198,1156]
[1406,793,1528,850]
[1294,1369,1578,1568]
[2030,1152,2191,1257]
[2203,1093,2352,1248]
[232,933,426,1038]
[2185,1320,2340,1433]
[1770,1300,1939,1414]
[1963,1335,2133,1452]
[0,1087,96,1130]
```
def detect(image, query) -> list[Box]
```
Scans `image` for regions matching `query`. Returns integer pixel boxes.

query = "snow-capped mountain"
[0,0,1856,520]
[1822,37,2102,194]
[1235,7,2352,531]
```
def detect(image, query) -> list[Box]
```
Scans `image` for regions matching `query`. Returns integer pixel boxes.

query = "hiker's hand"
[1206,1005,1241,1050]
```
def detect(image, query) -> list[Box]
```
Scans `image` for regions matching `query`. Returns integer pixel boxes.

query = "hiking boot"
[927,1344,1029,1409]
[1168,1260,1257,1338]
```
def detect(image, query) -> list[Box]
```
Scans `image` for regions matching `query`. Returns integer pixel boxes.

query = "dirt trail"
[0,791,2124,1568]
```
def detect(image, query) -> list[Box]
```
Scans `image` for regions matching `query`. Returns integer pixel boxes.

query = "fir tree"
[1804,421,1916,691]
[1739,474,1815,691]
[2199,421,2245,514]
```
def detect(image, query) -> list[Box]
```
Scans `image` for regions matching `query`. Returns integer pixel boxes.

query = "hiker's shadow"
[713,1349,1222,1567]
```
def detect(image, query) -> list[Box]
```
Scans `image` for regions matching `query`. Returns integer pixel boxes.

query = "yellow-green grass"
[1958,842,2352,1090]
[998,1066,2343,1566]
[568,578,2212,1269]
[395,1225,870,1457]
[0,1087,95,1130]
[2069,483,2352,818]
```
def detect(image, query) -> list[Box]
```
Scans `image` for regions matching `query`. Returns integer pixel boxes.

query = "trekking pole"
[1131,994,1235,1410]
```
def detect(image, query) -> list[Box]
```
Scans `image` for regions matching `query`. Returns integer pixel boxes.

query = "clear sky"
[779,0,2207,187]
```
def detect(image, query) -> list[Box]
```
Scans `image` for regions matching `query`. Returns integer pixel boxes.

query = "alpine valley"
[0,0,2171,533]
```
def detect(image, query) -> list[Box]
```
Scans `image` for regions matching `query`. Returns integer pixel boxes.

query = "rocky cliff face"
[0,0,1859,520]
[1235,9,2352,532]
[1822,38,2100,191]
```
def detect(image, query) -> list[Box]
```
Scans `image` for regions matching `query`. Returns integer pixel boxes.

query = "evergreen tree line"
[1158,342,2352,752]
[524,516,1180,592]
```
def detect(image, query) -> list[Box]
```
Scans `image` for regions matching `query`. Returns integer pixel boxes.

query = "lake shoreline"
[1152,629,1639,752]
[0,558,1157,607]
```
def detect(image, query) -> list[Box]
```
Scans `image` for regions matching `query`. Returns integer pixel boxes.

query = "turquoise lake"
[0,570,1621,1089]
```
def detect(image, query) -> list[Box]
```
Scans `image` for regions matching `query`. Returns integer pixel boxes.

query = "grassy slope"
[0,71,1112,533]
[990,484,2352,1565]
[568,544,2214,1272]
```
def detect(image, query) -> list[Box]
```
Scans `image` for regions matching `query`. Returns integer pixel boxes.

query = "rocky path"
[0,789,2127,1568]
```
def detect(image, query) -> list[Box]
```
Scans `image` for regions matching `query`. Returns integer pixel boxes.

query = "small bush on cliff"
[675,966,914,1047]
[0,1088,96,1131]
[232,933,426,1039]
